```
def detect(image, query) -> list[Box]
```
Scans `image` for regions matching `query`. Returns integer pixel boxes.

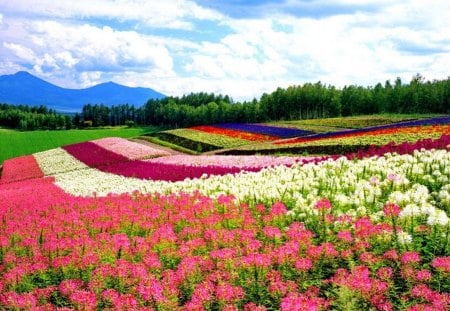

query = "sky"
[0,0,449,101]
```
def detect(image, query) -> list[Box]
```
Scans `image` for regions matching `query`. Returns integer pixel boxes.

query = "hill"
[0,71,165,112]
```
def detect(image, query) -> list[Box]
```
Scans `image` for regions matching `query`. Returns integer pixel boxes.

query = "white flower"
[397,231,413,245]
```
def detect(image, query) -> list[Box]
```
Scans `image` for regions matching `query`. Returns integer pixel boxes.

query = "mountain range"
[0,71,165,112]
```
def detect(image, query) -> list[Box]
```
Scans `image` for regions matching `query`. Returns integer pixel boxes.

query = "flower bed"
[190,125,279,142]
[0,155,43,184]
[150,132,224,152]
[92,137,171,160]
[39,145,311,182]
[0,170,449,309]
[213,123,315,138]
[147,155,311,168]
[162,128,249,148]
[278,120,450,145]
[63,141,129,168]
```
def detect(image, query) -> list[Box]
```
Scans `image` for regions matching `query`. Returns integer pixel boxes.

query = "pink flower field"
[0,136,449,310]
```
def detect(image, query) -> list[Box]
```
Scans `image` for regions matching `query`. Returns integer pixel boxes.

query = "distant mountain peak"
[0,71,165,112]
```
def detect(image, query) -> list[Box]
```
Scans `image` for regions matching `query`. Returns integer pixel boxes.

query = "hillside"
[0,71,165,112]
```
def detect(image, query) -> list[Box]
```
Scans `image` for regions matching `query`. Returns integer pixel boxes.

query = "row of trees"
[0,104,73,130]
[81,74,448,128]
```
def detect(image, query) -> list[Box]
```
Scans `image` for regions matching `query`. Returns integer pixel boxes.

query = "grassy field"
[0,126,159,164]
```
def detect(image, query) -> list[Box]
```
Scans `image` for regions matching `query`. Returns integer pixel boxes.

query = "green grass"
[0,126,159,164]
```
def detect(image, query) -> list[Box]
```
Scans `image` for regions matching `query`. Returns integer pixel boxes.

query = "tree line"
[1,74,449,131]
[0,104,73,130]
[80,74,449,128]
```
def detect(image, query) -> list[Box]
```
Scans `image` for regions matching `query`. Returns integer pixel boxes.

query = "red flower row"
[190,125,279,142]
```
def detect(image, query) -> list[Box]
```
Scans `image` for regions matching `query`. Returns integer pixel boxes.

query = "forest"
[1,74,449,130]
[0,104,73,130]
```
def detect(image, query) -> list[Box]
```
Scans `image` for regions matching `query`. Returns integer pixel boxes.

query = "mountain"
[0,71,165,112]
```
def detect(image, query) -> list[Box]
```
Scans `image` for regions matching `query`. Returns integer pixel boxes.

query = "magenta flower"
[416,269,432,282]
[294,258,313,272]
[431,257,450,273]
[401,251,421,265]
[383,202,401,217]
[315,198,332,211]
[376,267,394,281]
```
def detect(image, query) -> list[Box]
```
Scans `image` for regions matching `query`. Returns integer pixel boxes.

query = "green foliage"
[0,103,73,130]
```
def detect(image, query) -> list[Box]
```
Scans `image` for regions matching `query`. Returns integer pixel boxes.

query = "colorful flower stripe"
[92,137,171,160]
[0,155,43,184]
[190,125,279,141]
[63,141,130,168]
[1,167,449,309]
[214,122,315,138]
[164,128,250,148]
[101,161,264,181]
[47,145,308,182]
[147,154,310,168]
[277,124,450,145]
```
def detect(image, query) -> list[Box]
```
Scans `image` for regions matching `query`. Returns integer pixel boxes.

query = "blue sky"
[0,0,449,101]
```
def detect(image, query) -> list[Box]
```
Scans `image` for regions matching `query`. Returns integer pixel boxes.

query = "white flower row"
[34,148,89,176]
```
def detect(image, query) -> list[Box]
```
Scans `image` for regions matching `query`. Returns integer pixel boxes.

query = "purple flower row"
[214,123,315,138]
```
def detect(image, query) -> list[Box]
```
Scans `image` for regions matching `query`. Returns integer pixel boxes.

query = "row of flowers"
[0,173,449,309]
[35,146,316,183]
[147,155,317,168]
[0,155,44,184]
[163,128,250,148]
[190,126,279,142]
[92,137,172,160]
[277,119,450,145]
[213,123,315,138]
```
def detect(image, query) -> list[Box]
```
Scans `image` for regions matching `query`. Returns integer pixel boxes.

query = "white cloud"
[0,0,223,29]
[29,20,173,80]
[3,42,37,63]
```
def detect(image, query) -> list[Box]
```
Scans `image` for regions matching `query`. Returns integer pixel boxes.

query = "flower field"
[1,121,450,309]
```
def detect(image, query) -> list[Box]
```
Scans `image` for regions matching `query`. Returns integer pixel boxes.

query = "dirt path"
[129,138,185,156]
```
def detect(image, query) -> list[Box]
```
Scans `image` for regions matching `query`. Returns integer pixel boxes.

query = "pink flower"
[295,258,313,272]
[270,202,287,216]
[337,230,353,242]
[383,202,401,217]
[431,256,450,273]
[315,198,332,211]
[416,269,432,282]
[383,249,399,261]
[215,283,244,302]
[401,251,421,265]
[263,226,282,239]
[377,267,394,280]
[244,302,268,311]
[70,290,97,308]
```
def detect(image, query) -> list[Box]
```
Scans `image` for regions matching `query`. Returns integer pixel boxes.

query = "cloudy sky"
[0,0,449,100]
